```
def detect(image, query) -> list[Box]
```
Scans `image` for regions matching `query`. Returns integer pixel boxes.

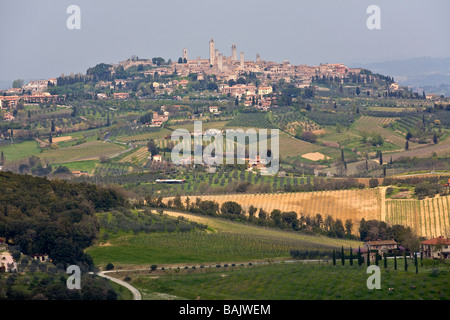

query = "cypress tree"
[332,249,336,266]
[367,250,370,267]
[357,247,362,266]
[375,251,379,266]
[341,246,345,266]
[420,251,423,267]
[414,253,418,274]
[384,255,387,269]
[349,247,353,266]
[394,255,397,270]
[404,253,408,271]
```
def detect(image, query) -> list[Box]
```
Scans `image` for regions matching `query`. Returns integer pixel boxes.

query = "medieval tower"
[209,39,215,66]
[231,44,237,61]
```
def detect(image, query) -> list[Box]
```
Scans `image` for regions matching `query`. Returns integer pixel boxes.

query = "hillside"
[167,187,450,238]
[86,209,362,268]
[0,171,127,266]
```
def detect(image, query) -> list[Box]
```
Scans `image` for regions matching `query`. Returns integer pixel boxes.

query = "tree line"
[0,172,127,268]
[145,195,358,240]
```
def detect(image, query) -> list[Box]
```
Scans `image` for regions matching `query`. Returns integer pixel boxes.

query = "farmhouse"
[3,112,15,121]
[113,92,129,100]
[421,236,450,259]
[31,254,49,262]
[0,95,20,108]
[258,86,273,96]
[152,112,169,126]
[364,240,398,256]
[209,106,219,113]
[71,171,89,177]
[151,154,163,162]
[0,252,17,272]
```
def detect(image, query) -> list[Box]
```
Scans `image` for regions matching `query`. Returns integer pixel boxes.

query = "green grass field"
[368,106,416,113]
[168,120,228,132]
[86,210,362,268]
[53,160,99,173]
[130,260,450,300]
[353,116,410,148]
[0,140,41,162]
[116,128,172,143]
[37,141,126,163]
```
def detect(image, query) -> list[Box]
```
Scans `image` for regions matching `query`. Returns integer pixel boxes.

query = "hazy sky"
[1,0,449,85]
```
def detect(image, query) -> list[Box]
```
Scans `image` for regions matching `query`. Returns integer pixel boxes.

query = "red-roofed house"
[113,92,129,100]
[421,236,450,259]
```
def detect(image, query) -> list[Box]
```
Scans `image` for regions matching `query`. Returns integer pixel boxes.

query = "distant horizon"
[1,0,449,88]
[1,55,449,91]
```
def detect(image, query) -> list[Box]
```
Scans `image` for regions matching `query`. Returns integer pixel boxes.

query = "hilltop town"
[0,38,412,115]
[1,37,450,302]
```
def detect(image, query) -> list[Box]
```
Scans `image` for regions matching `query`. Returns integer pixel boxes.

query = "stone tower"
[182,48,188,61]
[209,39,215,66]
[240,51,244,71]
[231,44,237,61]
[256,53,260,63]
[218,53,223,72]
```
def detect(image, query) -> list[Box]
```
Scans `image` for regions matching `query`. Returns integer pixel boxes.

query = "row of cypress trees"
[332,247,421,273]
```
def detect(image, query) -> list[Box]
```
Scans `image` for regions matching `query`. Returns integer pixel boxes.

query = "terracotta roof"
[421,236,450,245]
[366,240,397,246]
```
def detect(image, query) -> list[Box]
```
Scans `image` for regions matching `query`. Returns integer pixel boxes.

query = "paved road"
[95,271,142,300]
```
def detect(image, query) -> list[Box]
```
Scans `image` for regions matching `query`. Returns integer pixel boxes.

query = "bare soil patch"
[301,152,330,161]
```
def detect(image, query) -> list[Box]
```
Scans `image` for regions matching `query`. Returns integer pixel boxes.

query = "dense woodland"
[0,172,127,267]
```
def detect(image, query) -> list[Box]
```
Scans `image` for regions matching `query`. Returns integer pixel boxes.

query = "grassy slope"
[86,210,362,268]
[37,140,126,163]
[131,260,450,300]
[0,140,41,162]
[53,160,99,173]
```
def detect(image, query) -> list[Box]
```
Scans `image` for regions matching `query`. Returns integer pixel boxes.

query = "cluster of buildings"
[0,39,399,122]
[362,236,450,261]
[161,39,365,88]
[0,77,63,120]
[97,39,369,103]
[0,92,63,109]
